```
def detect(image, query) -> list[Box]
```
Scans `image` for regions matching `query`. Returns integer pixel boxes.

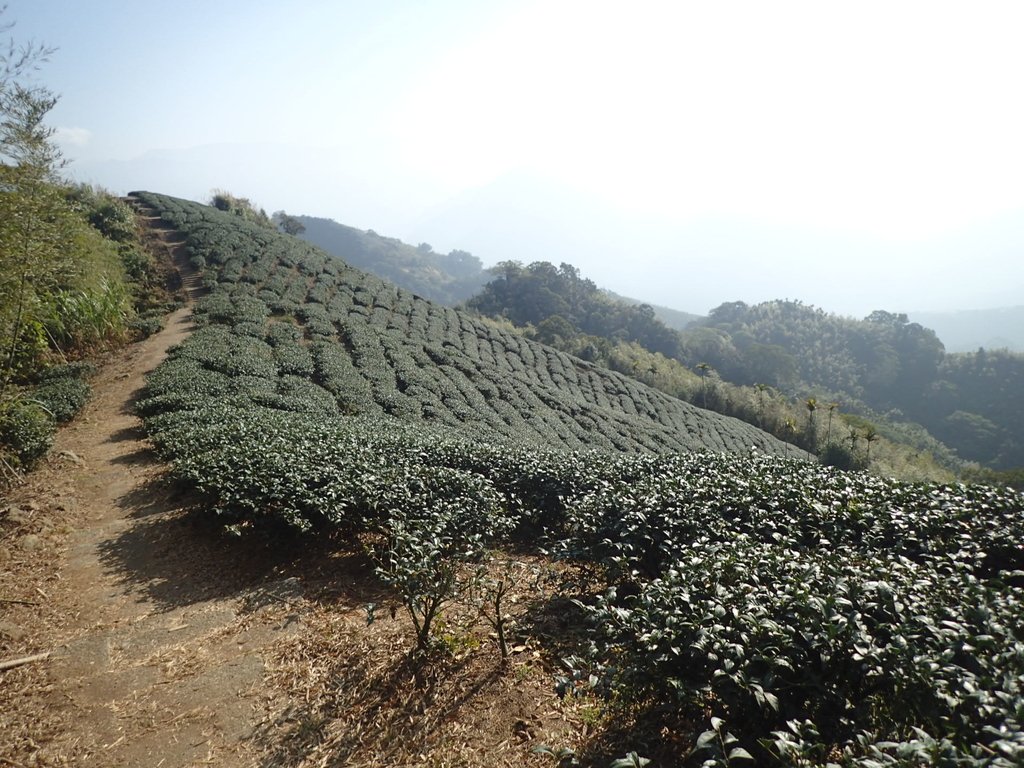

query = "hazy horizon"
[12,0,1024,317]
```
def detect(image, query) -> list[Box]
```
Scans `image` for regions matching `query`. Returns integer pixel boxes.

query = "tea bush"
[31,376,91,423]
[130,191,1024,764]
[0,399,55,470]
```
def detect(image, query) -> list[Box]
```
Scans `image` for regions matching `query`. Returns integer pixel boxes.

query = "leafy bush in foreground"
[0,399,55,470]
[560,457,1024,765]
[370,466,513,657]
[31,376,91,423]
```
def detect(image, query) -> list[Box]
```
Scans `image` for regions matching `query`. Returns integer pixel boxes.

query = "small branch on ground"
[0,651,51,671]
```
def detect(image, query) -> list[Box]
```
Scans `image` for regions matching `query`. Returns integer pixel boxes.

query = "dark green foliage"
[31,376,90,422]
[819,442,865,471]
[34,360,96,382]
[931,348,1024,467]
[963,465,1024,491]
[693,300,1024,470]
[561,455,1024,765]
[0,398,55,469]
[370,465,513,655]
[468,261,681,358]
[67,185,173,323]
[3,361,94,454]
[67,185,137,243]
[128,311,164,338]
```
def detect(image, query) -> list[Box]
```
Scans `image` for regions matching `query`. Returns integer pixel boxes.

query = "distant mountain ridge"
[296,214,488,305]
[910,306,1024,353]
[604,290,703,330]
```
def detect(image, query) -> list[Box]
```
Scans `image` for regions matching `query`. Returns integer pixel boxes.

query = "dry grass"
[250,552,606,768]
[0,471,93,766]
[1,460,660,768]
[1,466,673,768]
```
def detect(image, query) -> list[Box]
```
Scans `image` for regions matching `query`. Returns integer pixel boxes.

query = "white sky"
[9,0,1024,315]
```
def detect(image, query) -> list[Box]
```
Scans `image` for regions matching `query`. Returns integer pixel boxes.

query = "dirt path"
[1,216,586,768]
[0,224,300,767]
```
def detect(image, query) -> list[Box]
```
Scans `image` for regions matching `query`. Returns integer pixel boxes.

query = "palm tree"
[804,397,818,448]
[825,401,840,445]
[848,427,859,452]
[696,363,712,409]
[864,428,878,461]
[755,383,769,427]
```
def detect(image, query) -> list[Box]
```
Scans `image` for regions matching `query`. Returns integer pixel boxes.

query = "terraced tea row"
[131,191,801,457]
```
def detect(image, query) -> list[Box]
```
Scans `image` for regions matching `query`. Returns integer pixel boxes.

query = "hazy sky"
[10,0,1024,316]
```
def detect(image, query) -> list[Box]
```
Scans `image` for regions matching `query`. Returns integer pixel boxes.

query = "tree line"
[696,300,1024,470]
[463,261,1022,479]
[0,16,172,482]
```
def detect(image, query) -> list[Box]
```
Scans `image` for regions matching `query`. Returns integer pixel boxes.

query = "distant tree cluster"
[467,261,680,358]
[693,300,1023,469]
[466,263,1023,474]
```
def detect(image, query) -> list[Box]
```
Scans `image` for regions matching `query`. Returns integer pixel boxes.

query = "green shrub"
[32,377,91,422]
[129,314,164,338]
[819,442,866,471]
[35,360,95,382]
[119,245,152,281]
[0,399,56,470]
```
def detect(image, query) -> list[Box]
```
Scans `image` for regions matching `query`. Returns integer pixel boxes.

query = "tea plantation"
[132,193,1023,766]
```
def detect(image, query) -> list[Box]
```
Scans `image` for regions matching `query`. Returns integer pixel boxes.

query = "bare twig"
[0,651,50,671]
[0,453,21,484]
[0,596,40,606]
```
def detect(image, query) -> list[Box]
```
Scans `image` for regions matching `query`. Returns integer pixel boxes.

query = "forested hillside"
[464,261,1023,475]
[468,261,683,358]
[295,214,487,305]
[464,261,959,480]
[125,192,1024,766]
[694,300,1024,469]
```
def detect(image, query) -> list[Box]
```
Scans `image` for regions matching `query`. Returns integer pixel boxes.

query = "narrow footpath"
[0,223,300,767]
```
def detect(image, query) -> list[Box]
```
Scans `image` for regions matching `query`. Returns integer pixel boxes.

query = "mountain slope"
[134,192,801,459]
[296,214,487,305]
[910,305,1024,353]
[690,300,1024,468]
[603,290,703,330]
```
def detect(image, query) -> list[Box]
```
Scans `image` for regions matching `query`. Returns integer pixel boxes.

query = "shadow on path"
[96,475,390,615]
